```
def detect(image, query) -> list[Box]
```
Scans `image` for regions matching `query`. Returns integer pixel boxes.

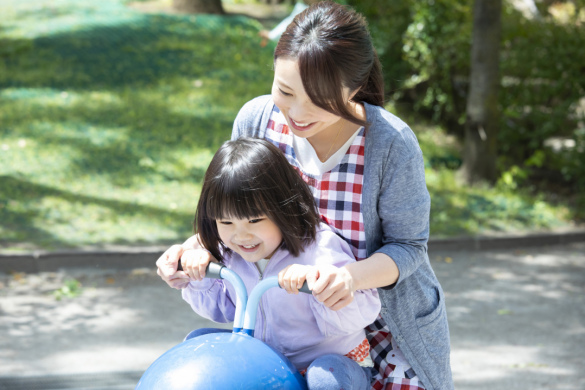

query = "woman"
[157,2,453,389]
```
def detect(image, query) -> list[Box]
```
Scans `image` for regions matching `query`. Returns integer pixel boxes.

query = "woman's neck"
[309,102,365,162]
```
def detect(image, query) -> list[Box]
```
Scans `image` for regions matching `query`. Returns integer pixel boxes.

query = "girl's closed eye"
[249,218,265,224]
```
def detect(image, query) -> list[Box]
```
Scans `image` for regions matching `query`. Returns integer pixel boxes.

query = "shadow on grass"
[1,12,273,91]
[1,93,225,185]
[0,175,194,249]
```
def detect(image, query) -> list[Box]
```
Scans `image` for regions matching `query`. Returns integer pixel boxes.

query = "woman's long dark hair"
[195,138,320,261]
[274,1,384,127]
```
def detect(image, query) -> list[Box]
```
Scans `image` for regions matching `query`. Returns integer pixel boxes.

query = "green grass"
[0,0,575,252]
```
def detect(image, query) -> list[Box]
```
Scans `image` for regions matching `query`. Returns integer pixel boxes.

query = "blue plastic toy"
[135,263,309,390]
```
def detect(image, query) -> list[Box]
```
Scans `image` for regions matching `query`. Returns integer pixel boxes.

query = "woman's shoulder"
[233,95,275,139]
[363,102,423,161]
[237,95,274,119]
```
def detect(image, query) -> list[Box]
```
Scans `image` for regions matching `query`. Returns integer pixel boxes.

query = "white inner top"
[291,128,362,176]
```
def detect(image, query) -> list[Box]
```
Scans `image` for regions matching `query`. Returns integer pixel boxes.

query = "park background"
[0,0,584,253]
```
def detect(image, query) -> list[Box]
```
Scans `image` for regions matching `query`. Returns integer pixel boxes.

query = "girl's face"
[272,58,351,142]
[216,215,283,263]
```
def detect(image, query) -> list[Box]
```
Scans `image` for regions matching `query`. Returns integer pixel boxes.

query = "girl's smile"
[216,215,283,262]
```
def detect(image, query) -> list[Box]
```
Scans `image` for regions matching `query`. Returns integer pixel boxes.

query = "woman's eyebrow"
[276,78,293,90]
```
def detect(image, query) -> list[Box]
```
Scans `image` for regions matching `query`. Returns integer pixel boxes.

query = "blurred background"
[1,0,583,253]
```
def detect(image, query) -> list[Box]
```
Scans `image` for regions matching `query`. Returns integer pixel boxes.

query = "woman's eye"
[249,218,264,224]
[279,88,292,97]
[219,221,232,225]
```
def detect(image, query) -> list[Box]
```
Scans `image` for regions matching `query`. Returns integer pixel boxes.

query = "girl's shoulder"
[309,223,356,263]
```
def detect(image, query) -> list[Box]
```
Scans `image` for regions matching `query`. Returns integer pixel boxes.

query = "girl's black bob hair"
[195,137,320,261]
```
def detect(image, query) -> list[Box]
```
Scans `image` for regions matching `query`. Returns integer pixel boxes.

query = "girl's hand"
[306,264,355,311]
[180,249,215,282]
[155,235,203,289]
[278,264,314,294]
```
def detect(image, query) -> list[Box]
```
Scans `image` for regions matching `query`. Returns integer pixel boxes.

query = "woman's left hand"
[306,263,355,311]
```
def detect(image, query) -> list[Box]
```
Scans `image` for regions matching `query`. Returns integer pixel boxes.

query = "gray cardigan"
[232,95,453,390]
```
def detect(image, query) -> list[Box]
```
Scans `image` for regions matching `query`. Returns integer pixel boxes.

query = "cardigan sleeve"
[368,113,431,288]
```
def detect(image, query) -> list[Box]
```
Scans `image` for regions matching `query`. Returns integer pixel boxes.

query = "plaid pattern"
[265,108,368,260]
[264,107,425,390]
[345,337,371,363]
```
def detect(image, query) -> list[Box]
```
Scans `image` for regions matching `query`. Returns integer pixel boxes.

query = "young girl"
[178,137,381,390]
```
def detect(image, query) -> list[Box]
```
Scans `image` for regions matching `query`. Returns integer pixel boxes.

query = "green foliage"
[499,7,585,192]
[53,278,83,300]
[352,0,585,208]
[410,115,571,237]
[346,0,414,97]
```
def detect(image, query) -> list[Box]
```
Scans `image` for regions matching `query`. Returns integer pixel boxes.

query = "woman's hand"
[278,264,315,294]
[155,235,202,289]
[306,263,356,311]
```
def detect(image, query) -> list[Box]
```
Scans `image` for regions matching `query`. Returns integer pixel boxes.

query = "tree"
[173,0,224,14]
[460,0,502,184]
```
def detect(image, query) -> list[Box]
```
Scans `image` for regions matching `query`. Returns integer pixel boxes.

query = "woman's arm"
[308,253,398,311]
[155,234,206,289]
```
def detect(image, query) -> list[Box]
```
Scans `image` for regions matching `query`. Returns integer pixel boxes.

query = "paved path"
[1,241,584,389]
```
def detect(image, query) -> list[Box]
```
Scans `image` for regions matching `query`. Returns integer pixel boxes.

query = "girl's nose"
[233,227,252,241]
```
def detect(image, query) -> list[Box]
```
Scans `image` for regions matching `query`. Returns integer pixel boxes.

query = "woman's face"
[272,58,350,141]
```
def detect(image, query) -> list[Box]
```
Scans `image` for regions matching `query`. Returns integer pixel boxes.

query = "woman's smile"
[289,117,316,131]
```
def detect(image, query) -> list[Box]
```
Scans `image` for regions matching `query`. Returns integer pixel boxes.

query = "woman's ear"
[348,87,360,103]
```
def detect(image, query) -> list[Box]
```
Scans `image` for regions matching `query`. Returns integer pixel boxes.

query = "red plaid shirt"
[264,107,426,390]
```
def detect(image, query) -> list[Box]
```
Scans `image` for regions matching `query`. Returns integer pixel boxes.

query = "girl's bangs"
[205,175,269,221]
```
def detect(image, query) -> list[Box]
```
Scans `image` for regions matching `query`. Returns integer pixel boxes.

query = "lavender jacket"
[182,224,381,370]
[230,95,454,390]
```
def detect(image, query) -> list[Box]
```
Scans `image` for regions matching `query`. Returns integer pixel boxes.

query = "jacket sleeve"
[181,279,236,324]
[374,125,431,287]
[307,230,381,337]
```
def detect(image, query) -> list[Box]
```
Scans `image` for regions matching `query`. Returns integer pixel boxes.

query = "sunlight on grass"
[0,0,576,251]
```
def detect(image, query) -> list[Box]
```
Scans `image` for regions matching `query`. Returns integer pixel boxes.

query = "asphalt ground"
[1,240,584,390]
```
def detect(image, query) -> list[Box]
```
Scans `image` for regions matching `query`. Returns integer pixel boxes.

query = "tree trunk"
[460,0,502,184]
[173,0,224,14]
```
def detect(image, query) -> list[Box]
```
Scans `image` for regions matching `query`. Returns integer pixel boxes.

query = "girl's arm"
[293,230,382,333]
[182,279,236,324]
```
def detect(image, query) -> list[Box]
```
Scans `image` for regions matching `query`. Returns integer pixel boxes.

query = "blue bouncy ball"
[135,332,306,389]
[135,263,309,390]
